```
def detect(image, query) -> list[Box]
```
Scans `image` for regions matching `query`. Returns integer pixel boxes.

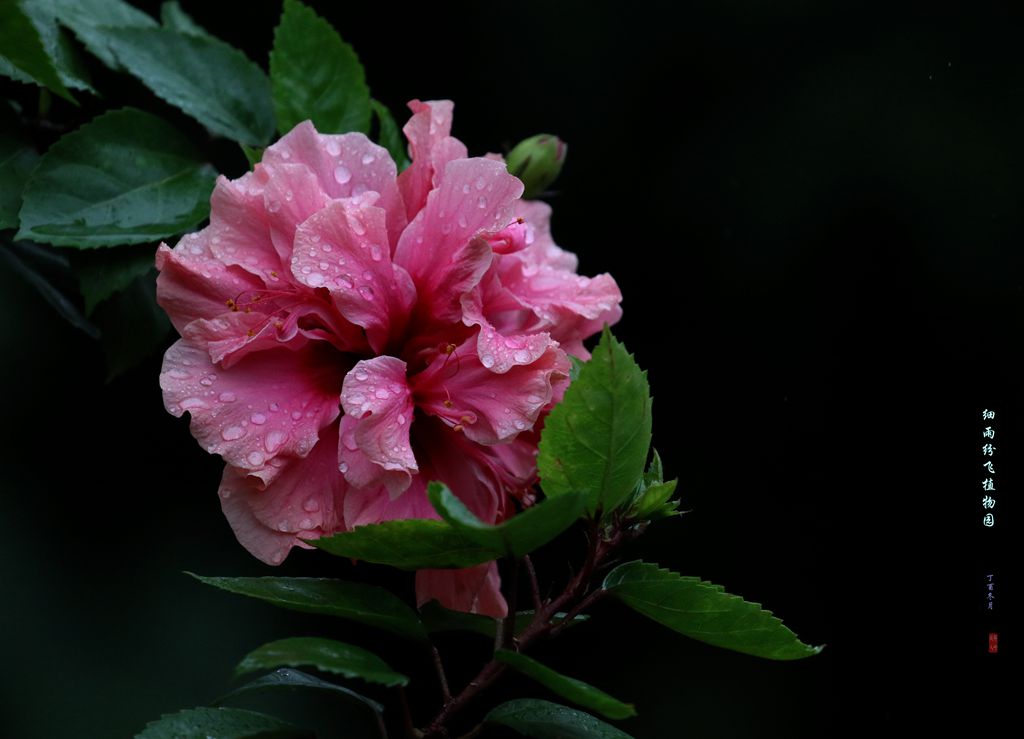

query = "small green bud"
[506,134,567,198]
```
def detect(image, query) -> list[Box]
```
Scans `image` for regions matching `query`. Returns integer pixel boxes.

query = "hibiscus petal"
[411,414,505,524]
[342,476,439,529]
[207,170,283,280]
[416,562,507,618]
[220,424,347,566]
[413,335,570,444]
[397,99,469,221]
[395,158,524,324]
[338,356,417,496]
[155,233,265,333]
[262,121,407,249]
[161,340,342,484]
[261,161,330,264]
[292,198,416,353]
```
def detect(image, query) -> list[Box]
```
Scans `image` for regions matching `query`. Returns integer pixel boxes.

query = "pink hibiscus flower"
[157,100,622,617]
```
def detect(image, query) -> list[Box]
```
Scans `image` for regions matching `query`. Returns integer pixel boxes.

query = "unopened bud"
[506,134,567,198]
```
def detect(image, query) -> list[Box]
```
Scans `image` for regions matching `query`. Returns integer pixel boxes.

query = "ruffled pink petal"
[160,340,342,485]
[261,161,330,264]
[514,200,577,271]
[155,233,265,333]
[207,170,283,280]
[220,424,347,565]
[342,476,439,529]
[395,158,523,324]
[412,335,570,444]
[292,198,416,353]
[338,356,417,496]
[416,562,507,618]
[412,415,504,523]
[262,122,407,249]
[397,100,469,221]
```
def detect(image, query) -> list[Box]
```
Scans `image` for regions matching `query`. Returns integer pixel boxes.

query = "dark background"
[1,1,1018,736]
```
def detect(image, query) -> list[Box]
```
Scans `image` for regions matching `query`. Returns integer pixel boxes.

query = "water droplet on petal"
[222,426,245,441]
[355,369,368,381]
[168,368,190,379]
[326,139,341,156]
[361,153,376,165]
[477,195,488,208]
[180,397,207,410]
[307,272,325,287]
[285,189,294,201]
[299,518,315,530]
[513,349,530,363]
[358,285,375,300]
[370,245,382,261]
[265,429,286,452]
[247,451,266,466]
[291,410,304,420]
[218,391,237,403]
[457,215,467,228]
[514,419,527,430]
[303,498,320,512]
[480,354,495,368]
[475,176,486,190]
[339,461,349,473]
[267,199,281,213]
[397,414,406,425]
[462,183,471,194]
[251,413,267,425]
[334,165,352,184]
[375,388,390,399]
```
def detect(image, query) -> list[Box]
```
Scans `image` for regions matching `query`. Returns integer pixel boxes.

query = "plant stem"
[421,519,619,737]
[431,644,452,704]
[501,555,520,648]
[524,554,543,611]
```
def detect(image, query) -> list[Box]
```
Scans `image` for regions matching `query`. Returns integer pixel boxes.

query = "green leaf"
[495,651,635,720]
[46,0,158,71]
[190,574,427,642]
[628,450,679,520]
[69,245,156,314]
[0,239,98,337]
[135,706,310,739]
[603,561,823,660]
[101,26,274,145]
[538,327,652,516]
[0,114,38,230]
[312,519,495,570]
[92,270,170,379]
[371,99,408,170]
[240,143,262,169]
[419,599,496,637]
[629,480,678,520]
[236,637,408,688]
[160,0,212,38]
[0,0,74,101]
[16,108,215,247]
[486,699,633,739]
[270,0,371,135]
[216,668,383,714]
[8,1,95,93]
[418,601,588,639]
[428,482,585,558]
